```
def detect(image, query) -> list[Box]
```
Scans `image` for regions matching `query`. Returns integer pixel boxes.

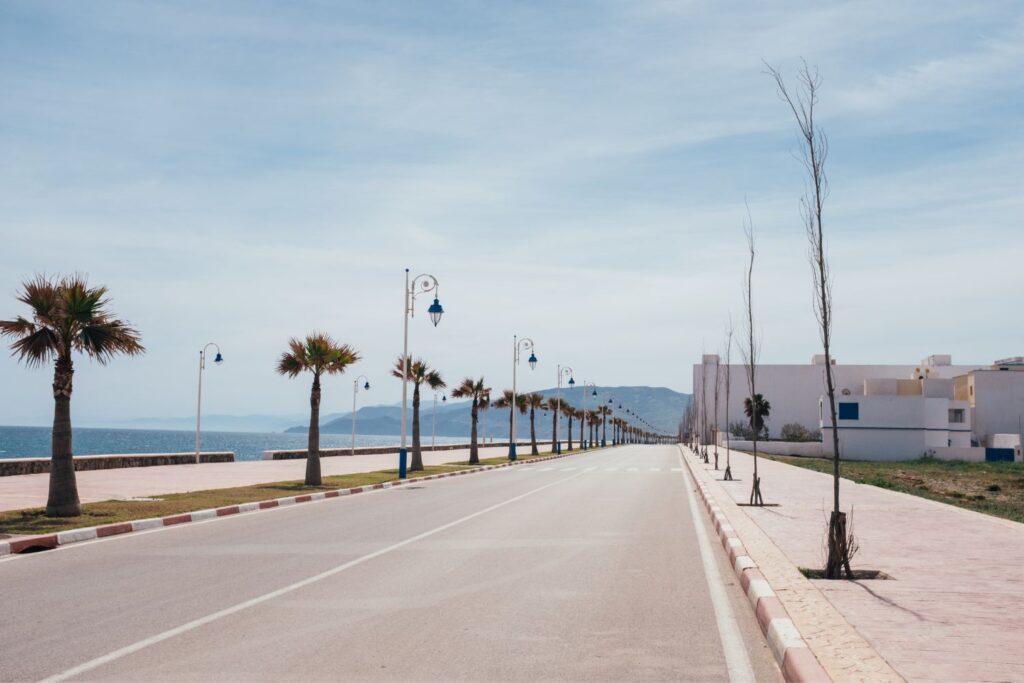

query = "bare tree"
[740,210,764,505]
[723,319,735,481]
[699,344,710,463]
[767,61,852,578]
[713,352,721,470]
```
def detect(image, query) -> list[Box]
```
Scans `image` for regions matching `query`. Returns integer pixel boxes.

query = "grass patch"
[765,455,1024,524]
[0,464,472,536]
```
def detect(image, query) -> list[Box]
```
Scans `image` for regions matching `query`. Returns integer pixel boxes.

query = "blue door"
[985,448,1015,462]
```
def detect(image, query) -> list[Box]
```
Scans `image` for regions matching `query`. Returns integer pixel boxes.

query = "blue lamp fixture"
[427,298,444,327]
[528,352,538,370]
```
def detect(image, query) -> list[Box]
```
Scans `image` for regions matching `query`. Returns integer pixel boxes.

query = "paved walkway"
[689,444,1024,683]
[0,444,547,512]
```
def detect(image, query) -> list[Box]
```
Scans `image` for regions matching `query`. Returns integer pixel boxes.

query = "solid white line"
[42,469,589,682]
[678,449,756,683]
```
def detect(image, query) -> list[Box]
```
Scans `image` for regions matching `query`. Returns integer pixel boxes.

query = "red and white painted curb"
[0,448,595,557]
[681,448,831,683]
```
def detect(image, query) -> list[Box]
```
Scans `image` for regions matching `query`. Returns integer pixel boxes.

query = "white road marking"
[649,467,661,472]
[42,470,589,682]
[583,467,596,472]
[678,449,756,683]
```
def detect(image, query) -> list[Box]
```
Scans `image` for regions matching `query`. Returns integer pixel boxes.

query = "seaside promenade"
[0,444,544,512]
[683,444,1024,682]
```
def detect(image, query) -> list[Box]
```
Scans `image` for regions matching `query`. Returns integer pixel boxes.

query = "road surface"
[0,445,780,681]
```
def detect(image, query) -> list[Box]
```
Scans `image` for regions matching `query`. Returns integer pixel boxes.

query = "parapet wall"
[721,440,824,458]
[0,451,235,477]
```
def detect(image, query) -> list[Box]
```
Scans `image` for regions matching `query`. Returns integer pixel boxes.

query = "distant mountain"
[287,386,690,439]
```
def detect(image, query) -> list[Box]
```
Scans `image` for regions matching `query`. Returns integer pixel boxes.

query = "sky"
[1,1,1021,426]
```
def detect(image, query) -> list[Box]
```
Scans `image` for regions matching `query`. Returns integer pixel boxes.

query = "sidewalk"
[690,445,1024,683]
[0,444,542,512]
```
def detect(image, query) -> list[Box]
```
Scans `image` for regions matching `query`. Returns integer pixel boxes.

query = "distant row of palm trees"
[1,274,649,518]
[275,332,638,488]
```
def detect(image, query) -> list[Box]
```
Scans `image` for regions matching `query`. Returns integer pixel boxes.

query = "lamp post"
[432,392,446,448]
[581,382,596,449]
[351,376,370,456]
[399,269,444,479]
[509,335,537,460]
[554,366,574,454]
[194,343,223,464]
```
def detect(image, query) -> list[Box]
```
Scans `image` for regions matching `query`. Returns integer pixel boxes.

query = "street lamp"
[351,376,370,456]
[399,269,443,479]
[554,365,573,454]
[509,335,537,460]
[194,343,223,464]
[581,382,596,449]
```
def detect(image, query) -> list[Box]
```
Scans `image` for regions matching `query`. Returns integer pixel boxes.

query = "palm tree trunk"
[602,415,607,446]
[550,408,557,452]
[412,383,423,471]
[469,399,479,465]
[567,415,574,451]
[529,405,538,455]
[47,356,80,517]
[305,373,322,485]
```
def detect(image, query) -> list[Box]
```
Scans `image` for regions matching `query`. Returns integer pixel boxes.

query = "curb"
[680,446,831,683]
[0,447,598,557]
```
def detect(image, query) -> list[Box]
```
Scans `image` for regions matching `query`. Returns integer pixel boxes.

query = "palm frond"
[8,326,59,367]
[450,377,477,399]
[77,319,144,364]
[425,370,446,391]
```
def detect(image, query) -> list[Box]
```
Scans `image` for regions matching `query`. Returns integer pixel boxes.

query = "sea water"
[0,426,466,461]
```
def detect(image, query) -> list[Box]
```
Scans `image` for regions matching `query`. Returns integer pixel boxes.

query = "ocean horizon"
[0,425,470,461]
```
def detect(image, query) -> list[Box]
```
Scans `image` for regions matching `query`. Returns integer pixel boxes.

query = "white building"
[819,377,972,461]
[955,359,1024,447]
[691,354,1024,461]
[691,354,984,443]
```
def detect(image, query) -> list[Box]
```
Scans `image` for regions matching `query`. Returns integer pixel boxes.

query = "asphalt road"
[0,445,780,682]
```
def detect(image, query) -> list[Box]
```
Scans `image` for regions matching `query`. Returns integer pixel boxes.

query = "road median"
[0,447,604,556]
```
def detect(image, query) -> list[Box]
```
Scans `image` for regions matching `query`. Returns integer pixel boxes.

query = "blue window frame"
[838,402,859,420]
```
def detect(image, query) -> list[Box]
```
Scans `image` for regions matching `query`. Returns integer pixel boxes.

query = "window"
[838,402,859,420]
[949,409,965,424]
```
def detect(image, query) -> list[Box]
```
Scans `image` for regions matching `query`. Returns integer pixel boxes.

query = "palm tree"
[277,334,360,486]
[391,356,446,472]
[547,397,567,452]
[451,377,490,464]
[565,406,576,451]
[0,274,144,517]
[587,409,600,446]
[743,394,772,439]
[598,405,612,446]
[478,394,491,445]
[493,389,527,448]
[524,393,547,455]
